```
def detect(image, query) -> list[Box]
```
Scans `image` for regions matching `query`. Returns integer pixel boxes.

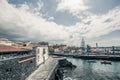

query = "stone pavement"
[26,57,60,80]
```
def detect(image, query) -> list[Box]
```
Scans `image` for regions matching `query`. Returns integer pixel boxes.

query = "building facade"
[34,46,49,66]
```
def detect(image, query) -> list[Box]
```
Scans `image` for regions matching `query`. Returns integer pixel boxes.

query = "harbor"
[0,0,120,80]
[52,53,120,61]
[63,58,120,80]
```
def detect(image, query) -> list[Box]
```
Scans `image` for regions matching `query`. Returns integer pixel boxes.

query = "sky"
[0,0,120,47]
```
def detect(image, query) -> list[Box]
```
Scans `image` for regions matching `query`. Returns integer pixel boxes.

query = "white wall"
[35,46,49,66]
[54,48,60,52]
[0,41,13,46]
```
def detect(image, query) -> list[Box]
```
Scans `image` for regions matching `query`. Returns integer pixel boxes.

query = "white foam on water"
[64,77,73,80]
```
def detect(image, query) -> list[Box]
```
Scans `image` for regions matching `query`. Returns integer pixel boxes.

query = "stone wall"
[0,55,36,80]
[0,46,50,80]
[0,58,21,80]
[19,56,36,80]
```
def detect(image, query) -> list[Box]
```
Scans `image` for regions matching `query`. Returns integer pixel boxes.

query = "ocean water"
[63,58,120,80]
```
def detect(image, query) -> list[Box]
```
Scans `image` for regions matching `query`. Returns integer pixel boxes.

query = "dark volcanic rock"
[59,59,76,68]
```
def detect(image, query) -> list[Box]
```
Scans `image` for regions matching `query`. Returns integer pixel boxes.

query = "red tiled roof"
[0,45,28,53]
[13,42,39,50]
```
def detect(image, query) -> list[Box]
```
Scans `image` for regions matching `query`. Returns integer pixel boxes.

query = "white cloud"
[62,7,120,46]
[0,0,120,46]
[0,0,69,42]
[56,0,89,14]
[83,7,120,38]
[48,17,54,21]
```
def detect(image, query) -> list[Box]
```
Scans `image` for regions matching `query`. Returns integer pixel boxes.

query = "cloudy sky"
[0,0,120,47]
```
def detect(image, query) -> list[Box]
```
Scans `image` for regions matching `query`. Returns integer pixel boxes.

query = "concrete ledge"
[52,53,120,61]
[26,57,60,80]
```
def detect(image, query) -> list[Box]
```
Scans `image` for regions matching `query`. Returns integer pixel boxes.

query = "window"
[43,48,46,54]
[38,49,40,53]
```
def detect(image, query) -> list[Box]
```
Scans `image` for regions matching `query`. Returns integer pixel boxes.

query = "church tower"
[81,37,85,54]
[81,37,85,48]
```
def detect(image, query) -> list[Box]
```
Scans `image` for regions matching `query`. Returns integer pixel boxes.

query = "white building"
[34,46,49,66]
[0,38,13,46]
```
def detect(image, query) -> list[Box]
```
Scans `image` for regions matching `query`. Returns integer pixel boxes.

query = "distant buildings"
[0,38,14,46]
[49,44,67,53]
[67,46,81,54]
[38,42,49,45]
[14,41,39,50]
[91,46,120,55]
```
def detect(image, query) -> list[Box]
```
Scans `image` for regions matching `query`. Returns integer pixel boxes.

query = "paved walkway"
[26,57,59,80]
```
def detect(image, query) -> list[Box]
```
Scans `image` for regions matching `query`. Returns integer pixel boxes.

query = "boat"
[101,60,112,64]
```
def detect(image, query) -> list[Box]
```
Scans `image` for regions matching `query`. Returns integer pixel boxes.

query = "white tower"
[81,37,85,54]
[81,37,85,48]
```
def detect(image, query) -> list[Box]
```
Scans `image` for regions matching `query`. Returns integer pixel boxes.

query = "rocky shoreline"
[55,59,76,80]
